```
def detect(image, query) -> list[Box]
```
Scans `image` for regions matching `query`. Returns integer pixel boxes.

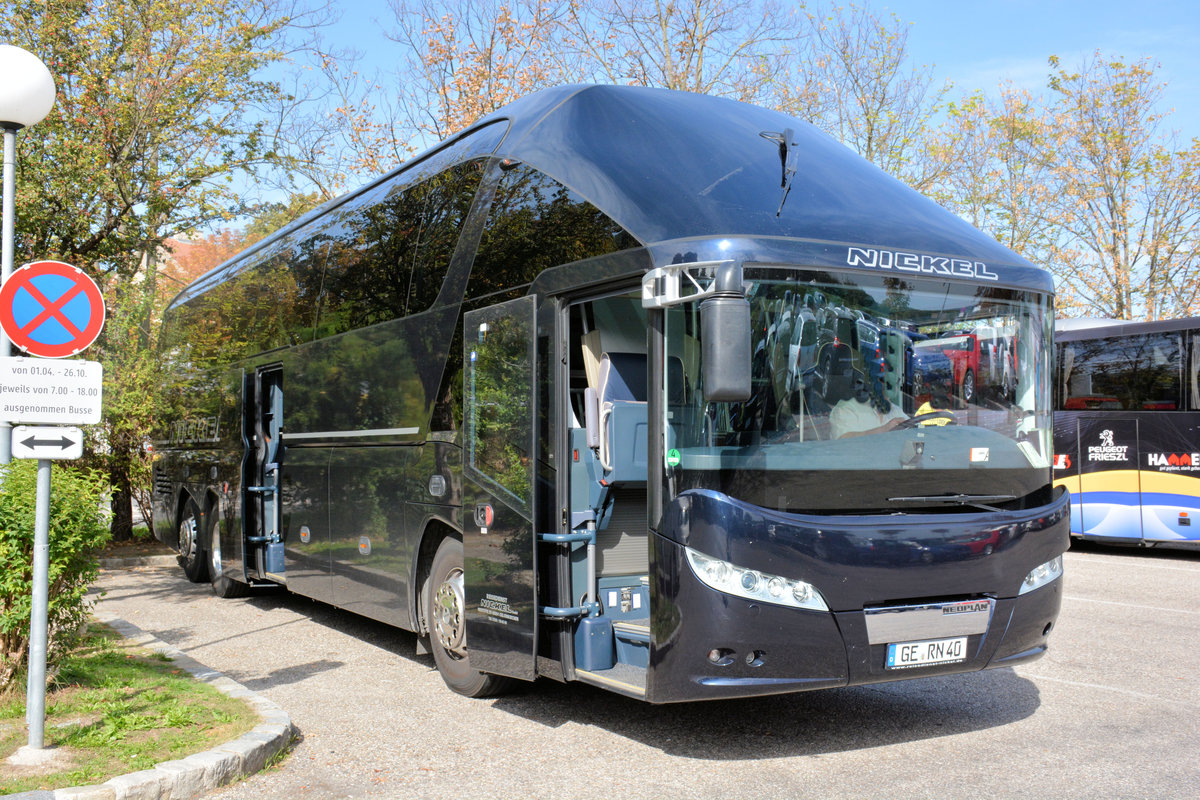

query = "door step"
[612,619,649,668]
[576,662,646,698]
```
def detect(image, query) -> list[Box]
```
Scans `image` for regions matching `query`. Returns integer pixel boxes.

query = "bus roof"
[1056,316,1200,341]
[487,85,1041,270]
[171,85,1053,310]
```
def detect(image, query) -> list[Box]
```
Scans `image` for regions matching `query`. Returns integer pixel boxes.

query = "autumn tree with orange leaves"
[1,0,326,537]
[930,54,1200,320]
[1043,54,1200,319]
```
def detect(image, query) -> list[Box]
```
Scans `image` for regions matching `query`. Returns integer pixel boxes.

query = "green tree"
[1045,53,1200,319]
[317,0,808,179]
[1,0,313,537]
[928,86,1057,259]
[788,2,952,190]
[565,0,799,103]
[385,0,573,146]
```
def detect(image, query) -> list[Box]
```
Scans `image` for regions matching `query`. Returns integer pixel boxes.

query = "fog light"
[707,648,735,666]
[1019,555,1063,595]
[685,548,828,611]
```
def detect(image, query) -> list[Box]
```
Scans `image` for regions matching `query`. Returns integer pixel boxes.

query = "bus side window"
[318,164,485,335]
[465,164,638,302]
[1191,334,1200,411]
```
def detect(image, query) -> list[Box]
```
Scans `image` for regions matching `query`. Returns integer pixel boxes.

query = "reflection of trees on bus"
[432,163,639,438]
[1059,332,1182,411]
[318,161,486,333]
[468,312,533,508]
[709,271,1037,448]
[160,258,318,369]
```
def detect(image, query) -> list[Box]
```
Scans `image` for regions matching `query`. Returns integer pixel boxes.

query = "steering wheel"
[895,410,957,429]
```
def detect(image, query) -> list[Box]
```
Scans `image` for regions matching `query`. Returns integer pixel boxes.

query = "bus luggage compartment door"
[461,297,538,681]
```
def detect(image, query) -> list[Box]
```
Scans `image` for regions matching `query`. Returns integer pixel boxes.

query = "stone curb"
[4,614,297,800]
[96,555,178,570]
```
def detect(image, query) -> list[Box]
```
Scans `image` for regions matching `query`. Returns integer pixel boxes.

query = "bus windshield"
[664,266,1054,513]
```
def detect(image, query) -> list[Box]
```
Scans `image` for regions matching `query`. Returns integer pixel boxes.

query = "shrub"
[0,461,112,692]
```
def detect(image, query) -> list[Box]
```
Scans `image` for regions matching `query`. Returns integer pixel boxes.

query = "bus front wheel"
[426,537,514,698]
[208,508,249,599]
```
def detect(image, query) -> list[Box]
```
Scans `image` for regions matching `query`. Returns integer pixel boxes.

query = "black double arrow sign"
[20,434,78,450]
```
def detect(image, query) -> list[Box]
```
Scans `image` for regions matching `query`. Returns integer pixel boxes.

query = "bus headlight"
[685,547,829,611]
[1018,555,1063,595]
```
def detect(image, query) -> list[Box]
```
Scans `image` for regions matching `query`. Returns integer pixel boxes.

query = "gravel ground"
[92,544,1200,800]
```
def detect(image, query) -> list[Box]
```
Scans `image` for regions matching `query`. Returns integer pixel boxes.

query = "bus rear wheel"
[178,499,209,583]
[426,537,514,698]
[208,509,248,598]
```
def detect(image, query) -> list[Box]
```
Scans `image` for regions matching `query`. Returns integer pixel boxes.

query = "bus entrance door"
[246,365,286,581]
[1077,417,1143,542]
[461,297,538,681]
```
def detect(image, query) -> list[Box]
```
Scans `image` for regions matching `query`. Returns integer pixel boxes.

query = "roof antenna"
[759,128,798,216]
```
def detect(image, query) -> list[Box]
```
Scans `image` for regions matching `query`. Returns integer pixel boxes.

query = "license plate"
[886,636,967,669]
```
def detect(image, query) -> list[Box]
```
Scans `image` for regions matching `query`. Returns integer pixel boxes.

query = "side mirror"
[700,263,751,402]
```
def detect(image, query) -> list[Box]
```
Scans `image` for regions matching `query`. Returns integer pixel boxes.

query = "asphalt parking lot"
[94,542,1200,799]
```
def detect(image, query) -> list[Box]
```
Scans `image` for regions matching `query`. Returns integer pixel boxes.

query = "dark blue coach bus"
[152,85,1067,702]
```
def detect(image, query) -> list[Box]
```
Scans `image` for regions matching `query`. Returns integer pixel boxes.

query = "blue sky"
[325,0,1200,143]
[880,0,1200,141]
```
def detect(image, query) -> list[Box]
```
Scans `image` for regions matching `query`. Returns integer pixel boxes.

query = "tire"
[208,508,249,598]
[177,499,209,583]
[426,537,515,698]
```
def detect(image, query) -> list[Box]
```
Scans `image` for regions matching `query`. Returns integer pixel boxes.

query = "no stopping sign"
[0,260,105,358]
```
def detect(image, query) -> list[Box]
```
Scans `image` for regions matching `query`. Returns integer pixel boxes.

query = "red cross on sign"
[0,260,105,358]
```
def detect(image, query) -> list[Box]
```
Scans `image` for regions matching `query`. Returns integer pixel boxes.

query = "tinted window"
[1059,332,1183,411]
[465,165,638,302]
[161,122,508,366]
[161,236,321,367]
[316,159,488,336]
[464,297,536,511]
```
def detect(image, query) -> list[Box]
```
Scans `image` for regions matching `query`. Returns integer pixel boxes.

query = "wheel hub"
[181,516,198,561]
[433,567,467,659]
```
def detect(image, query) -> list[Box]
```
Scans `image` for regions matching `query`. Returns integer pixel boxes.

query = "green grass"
[0,624,258,794]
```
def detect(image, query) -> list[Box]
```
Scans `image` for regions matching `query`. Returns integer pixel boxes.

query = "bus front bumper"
[644,488,1069,703]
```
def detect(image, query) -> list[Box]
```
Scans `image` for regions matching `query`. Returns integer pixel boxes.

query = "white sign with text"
[0,356,103,424]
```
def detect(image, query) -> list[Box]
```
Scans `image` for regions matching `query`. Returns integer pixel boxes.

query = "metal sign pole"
[0,255,103,753]
[1,127,16,464]
[25,458,51,749]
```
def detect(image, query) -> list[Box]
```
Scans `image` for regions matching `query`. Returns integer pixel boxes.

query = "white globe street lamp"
[0,44,57,465]
[0,45,57,129]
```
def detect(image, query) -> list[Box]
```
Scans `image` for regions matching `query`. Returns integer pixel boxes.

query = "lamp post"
[0,45,57,465]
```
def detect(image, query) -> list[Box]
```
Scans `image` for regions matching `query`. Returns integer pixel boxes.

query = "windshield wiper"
[887,493,1017,512]
[759,128,798,216]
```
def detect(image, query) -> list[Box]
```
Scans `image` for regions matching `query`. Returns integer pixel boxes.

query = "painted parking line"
[1063,595,1200,616]
[1066,554,1200,574]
